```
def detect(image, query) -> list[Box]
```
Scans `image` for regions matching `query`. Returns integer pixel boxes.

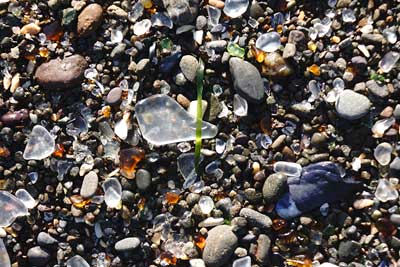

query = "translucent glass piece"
[23,125,55,160]
[215,138,226,154]
[0,191,29,227]
[383,27,397,44]
[223,0,249,18]
[135,94,218,145]
[232,256,251,267]
[342,8,356,23]
[375,179,398,202]
[0,239,10,267]
[110,29,123,43]
[177,153,203,189]
[233,94,248,116]
[102,178,122,208]
[374,142,392,166]
[128,2,144,23]
[15,189,36,209]
[379,51,400,73]
[151,12,173,29]
[66,255,90,267]
[274,161,302,177]
[372,117,395,138]
[199,196,214,214]
[133,19,152,36]
[207,5,221,27]
[255,32,281,53]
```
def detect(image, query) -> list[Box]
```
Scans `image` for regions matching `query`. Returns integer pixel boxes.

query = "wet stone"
[77,3,103,37]
[229,57,264,103]
[35,55,88,89]
[335,90,371,120]
[203,225,238,267]
[80,171,98,198]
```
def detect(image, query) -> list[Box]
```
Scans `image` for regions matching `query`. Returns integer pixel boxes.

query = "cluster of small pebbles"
[1,0,400,267]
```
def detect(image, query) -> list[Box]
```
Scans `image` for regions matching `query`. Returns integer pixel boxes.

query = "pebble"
[254,234,270,264]
[203,225,238,267]
[107,5,128,19]
[283,43,296,58]
[106,87,123,105]
[366,80,389,98]
[390,214,400,225]
[162,0,198,25]
[35,55,88,89]
[114,237,141,252]
[27,246,50,266]
[80,171,98,198]
[77,3,103,37]
[338,240,361,261]
[262,173,287,203]
[20,23,41,35]
[229,57,264,103]
[135,169,152,191]
[37,232,58,246]
[239,208,272,230]
[179,55,198,82]
[0,109,29,125]
[335,90,371,120]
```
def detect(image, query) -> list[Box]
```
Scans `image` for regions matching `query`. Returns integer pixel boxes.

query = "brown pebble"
[77,3,103,37]
[353,199,374,209]
[177,94,190,108]
[380,106,393,118]
[20,23,41,35]
[208,0,224,8]
[35,55,88,89]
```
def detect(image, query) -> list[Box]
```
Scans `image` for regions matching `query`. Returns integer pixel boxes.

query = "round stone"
[335,90,371,120]
[106,87,123,105]
[135,169,151,191]
[114,237,141,252]
[262,173,288,203]
[203,225,238,267]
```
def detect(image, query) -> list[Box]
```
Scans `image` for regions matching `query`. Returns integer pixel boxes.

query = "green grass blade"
[194,58,205,173]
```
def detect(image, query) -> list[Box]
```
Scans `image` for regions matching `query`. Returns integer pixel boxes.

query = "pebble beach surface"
[1,0,400,267]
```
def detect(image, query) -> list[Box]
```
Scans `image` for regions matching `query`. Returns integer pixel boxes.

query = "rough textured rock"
[162,0,199,25]
[77,3,103,37]
[203,225,238,267]
[229,57,264,103]
[335,90,371,120]
[255,234,271,265]
[35,55,88,89]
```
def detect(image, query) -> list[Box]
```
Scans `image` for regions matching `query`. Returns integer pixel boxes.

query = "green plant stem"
[194,58,204,173]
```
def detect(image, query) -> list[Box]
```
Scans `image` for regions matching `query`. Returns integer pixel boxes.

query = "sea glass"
[66,255,90,267]
[0,191,29,227]
[223,0,249,18]
[375,179,398,202]
[256,32,281,53]
[135,94,218,145]
[23,125,55,160]
[0,239,10,267]
[102,178,122,208]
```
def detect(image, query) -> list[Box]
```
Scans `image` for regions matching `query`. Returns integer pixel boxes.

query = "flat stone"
[106,87,123,105]
[203,225,238,267]
[80,171,98,198]
[77,3,103,37]
[27,247,50,267]
[262,173,287,203]
[239,208,272,229]
[179,55,198,82]
[35,55,88,89]
[335,90,371,120]
[114,237,141,252]
[229,57,264,103]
